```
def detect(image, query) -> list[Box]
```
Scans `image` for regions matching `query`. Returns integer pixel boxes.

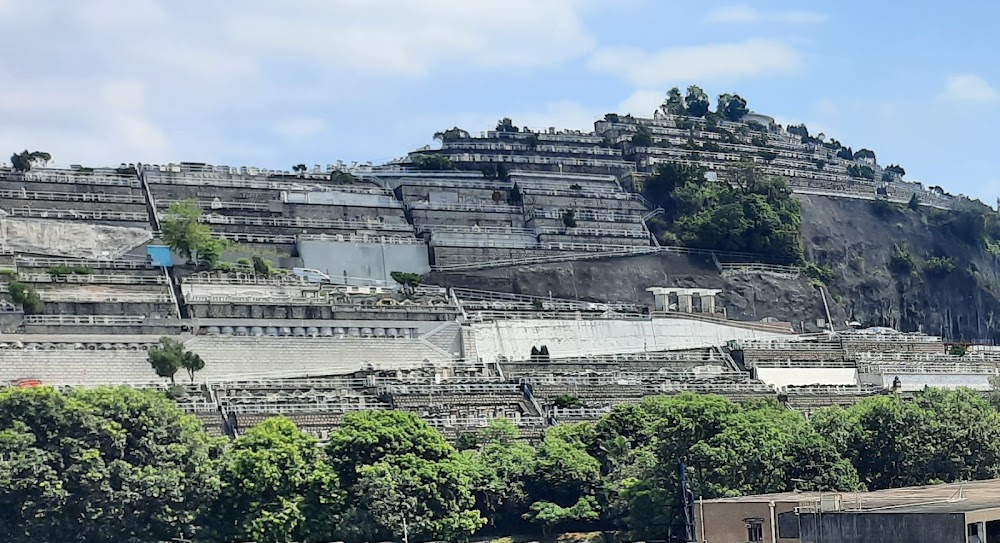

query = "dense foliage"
[161,200,228,269]
[3,387,1000,542]
[642,161,803,261]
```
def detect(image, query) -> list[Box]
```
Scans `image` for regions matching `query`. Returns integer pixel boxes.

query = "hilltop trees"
[434,127,471,142]
[9,150,51,172]
[660,88,686,115]
[684,86,711,117]
[716,93,749,122]
[496,118,520,133]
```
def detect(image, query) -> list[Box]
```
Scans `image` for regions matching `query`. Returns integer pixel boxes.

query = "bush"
[563,210,577,228]
[47,265,94,276]
[553,394,584,408]
[569,183,583,190]
[872,199,903,218]
[9,281,44,314]
[888,245,915,275]
[923,256,956,278]
[410,154,455,171]
[802,262,837,284]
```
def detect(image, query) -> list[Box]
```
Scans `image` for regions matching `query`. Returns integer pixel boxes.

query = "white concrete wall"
[298,240,430,284]
[756,368,859,387]
[470,317,792,361]
[860,372,993,392]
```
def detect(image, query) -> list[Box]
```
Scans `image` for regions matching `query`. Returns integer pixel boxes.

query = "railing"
[521,187,635,201]
[298,233,424,245]
[9,207,149,222]
[212,231,297,244]
[780,384,884,395]
[196,214,414,231]
[0,189,144,204]
[37,291,173,303]
[720,263,801,277]
[16,256,152,269]
[651,311,796,334]
[23,315,147,325]
[530,207,645,223]
[158,198,269,211]
[858,363,996,374]
[5,170,137,187]
[18,273,167,285]
[406,201,524,213]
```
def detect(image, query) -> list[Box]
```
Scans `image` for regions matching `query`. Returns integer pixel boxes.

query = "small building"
[647,287,722,315]
[695,478,1000,543]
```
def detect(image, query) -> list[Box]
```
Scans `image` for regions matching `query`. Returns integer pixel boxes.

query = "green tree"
[326,410,453,486]
[562,209,577,228]
[182,350,206,383]
[522,496,599,536]
[210,417,343,543]
[464,420,536,525]
[147,337,188,383]
[10,150,51,172]
[660,87,686,115]
[357,455,485,543]
[908,192,921,211]
[717,93,749,122]
[684,85,710,117]
[292,164,307,174]
[161,200,227,268]
[8,281,44,314]
[495,118,520,133]
[631,125,654,147]
[434,127,471,142]
[0,386,219,543]
[410,154,456,170]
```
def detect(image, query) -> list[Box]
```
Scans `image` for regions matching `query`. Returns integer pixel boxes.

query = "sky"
[2,0,999,201]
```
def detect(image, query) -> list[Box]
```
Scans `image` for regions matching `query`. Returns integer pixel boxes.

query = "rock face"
[429,194,1000,341]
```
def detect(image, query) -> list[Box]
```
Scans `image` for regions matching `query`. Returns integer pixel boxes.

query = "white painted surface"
[756,367,859,387]
[470,317,792,361]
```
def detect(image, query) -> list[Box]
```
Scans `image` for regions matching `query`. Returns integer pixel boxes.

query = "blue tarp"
[146,245,173,267]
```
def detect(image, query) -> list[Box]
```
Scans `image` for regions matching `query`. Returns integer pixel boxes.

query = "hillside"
[430,192,1000,341]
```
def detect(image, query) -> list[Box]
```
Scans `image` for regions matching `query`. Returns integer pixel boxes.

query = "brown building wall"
[697,500,802,543]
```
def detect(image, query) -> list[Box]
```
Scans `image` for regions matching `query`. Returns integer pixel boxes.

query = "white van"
[292,267,332,283]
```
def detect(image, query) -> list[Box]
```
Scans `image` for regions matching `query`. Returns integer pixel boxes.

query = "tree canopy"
[5,387,1000,542]
[684,86,711,117]
[642,161,803,261]
[434,127,471,142]
[716,93,749,122]
[160,200,228,269]
[9,150,51,172]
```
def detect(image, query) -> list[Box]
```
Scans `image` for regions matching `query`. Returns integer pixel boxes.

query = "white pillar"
[678,294,694,313]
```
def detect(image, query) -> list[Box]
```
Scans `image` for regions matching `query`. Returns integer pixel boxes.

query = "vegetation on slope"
[642,161,803,261]
[4,386,1000,542]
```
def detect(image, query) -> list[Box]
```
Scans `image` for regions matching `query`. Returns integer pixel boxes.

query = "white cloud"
[705,5,828,24]
[0,0,596,166]
[616,90,665,117]
[588,39,803,88]
[939,74,999,103]
[274,118,327,139]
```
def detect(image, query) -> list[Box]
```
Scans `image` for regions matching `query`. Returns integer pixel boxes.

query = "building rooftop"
[702,479,1000,514]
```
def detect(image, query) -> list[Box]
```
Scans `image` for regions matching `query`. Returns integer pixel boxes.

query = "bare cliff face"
[429,194,1000,341]
[798,194,1000,342]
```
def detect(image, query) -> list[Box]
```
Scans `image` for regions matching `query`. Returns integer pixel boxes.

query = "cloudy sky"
[2,0,999,201]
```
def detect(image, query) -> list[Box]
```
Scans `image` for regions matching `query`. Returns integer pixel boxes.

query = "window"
[746,521,764,542]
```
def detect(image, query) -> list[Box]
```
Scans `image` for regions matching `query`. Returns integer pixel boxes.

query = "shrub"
[802,262,837,284]
[923,256,956,278]
[9,281,44,314]
[47,265,94,276]
[872,199,903,218]
[563,210,577,228]
[553,394,584,409]
[569,183,583,190]
[888,245,915,275]
[907,193,921,211]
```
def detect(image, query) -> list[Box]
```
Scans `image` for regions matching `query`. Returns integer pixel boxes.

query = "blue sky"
[2,0,999,201]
